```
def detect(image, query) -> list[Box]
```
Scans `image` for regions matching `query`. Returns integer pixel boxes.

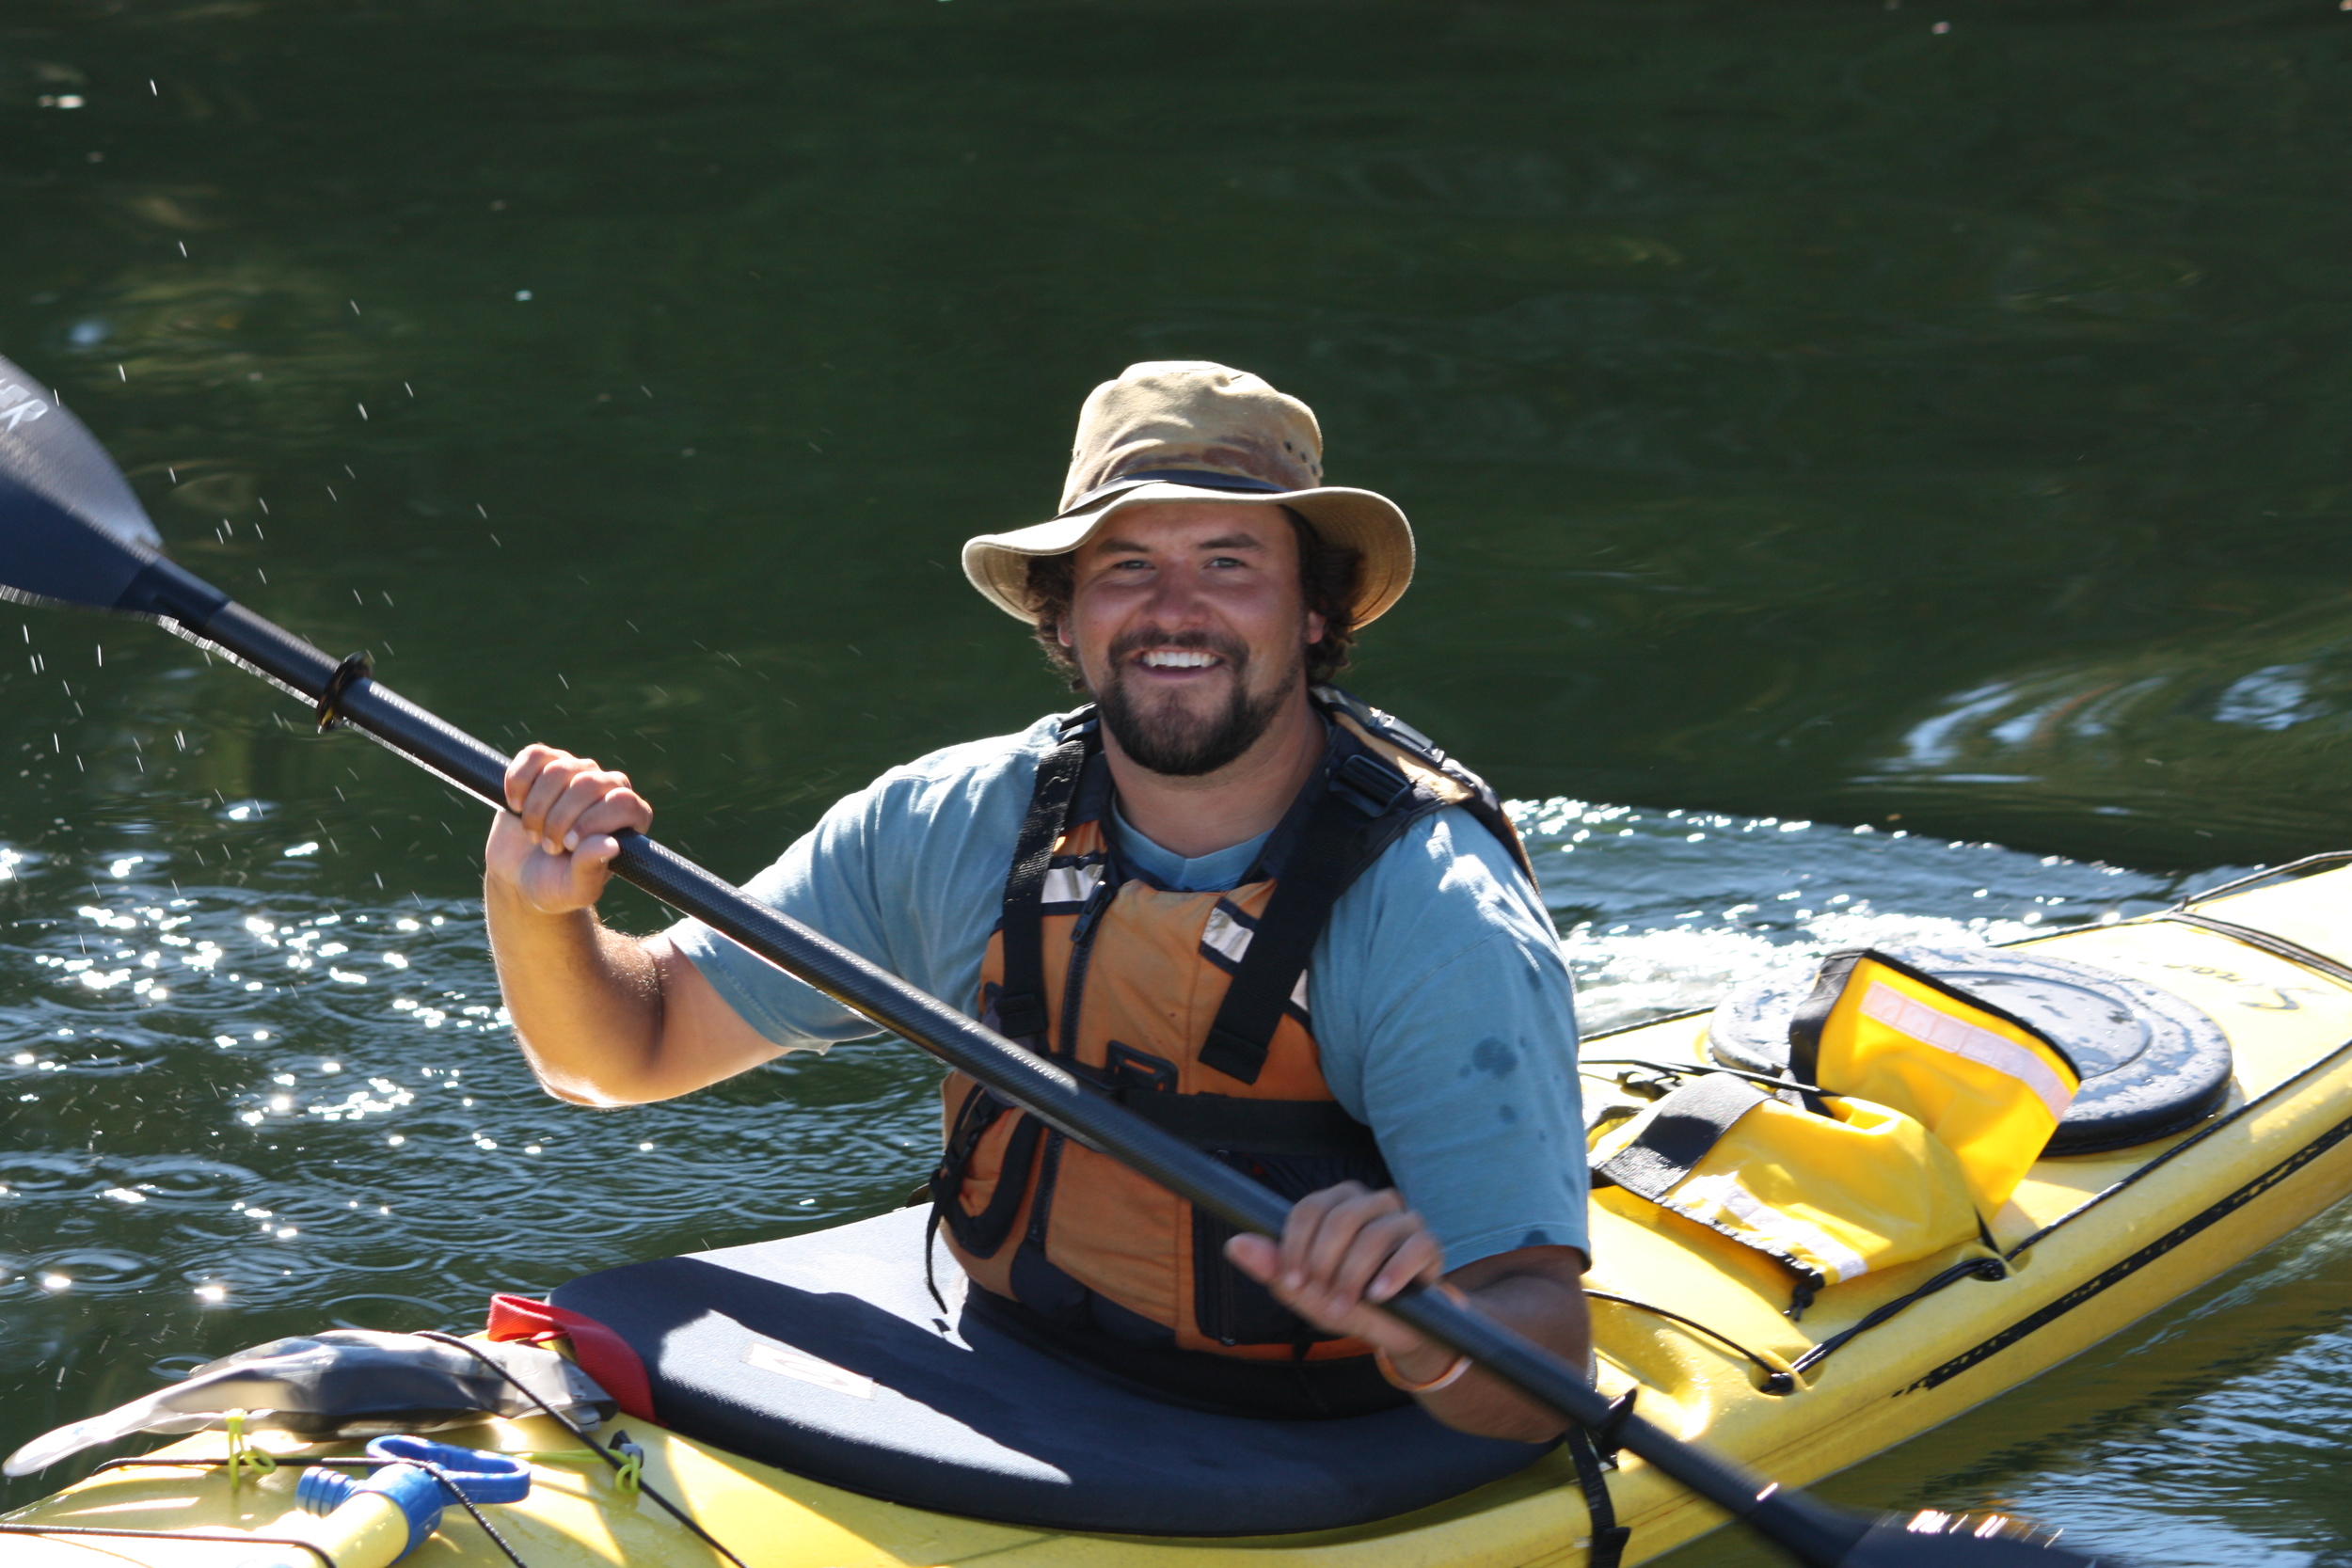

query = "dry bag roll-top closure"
[1590,950,2082,1317]
[930,691,1534,1365]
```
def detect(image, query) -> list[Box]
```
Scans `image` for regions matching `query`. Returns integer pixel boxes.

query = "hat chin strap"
[1057,468,1288,517]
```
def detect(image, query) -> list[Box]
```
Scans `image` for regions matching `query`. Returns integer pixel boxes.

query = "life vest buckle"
[1332,752,1414,816]
[1104,1040,1178,1094]
[993,990,1050,1041]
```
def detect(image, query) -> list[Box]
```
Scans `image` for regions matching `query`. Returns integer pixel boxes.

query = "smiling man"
[482,362,1590,1440]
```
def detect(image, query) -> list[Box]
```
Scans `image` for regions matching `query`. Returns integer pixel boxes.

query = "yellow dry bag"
[1788,948,2079,1213]
[1590,1073,1983,1313]
[1590,947,2081,1314]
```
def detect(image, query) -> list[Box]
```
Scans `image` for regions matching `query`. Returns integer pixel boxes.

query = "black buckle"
[315,651,373,734]
[1593,1386,1639,1464]
[1332,752,1413,816]
[993,991,1048,1041]
[1104,1040,1179,1094]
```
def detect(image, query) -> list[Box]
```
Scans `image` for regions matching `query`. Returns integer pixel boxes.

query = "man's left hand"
[1224,1180,1591,1441]
[1222,1180,1445,1358]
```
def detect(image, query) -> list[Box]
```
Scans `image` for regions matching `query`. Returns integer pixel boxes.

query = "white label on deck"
[742,1338,875,1399]
[0,384,50,433]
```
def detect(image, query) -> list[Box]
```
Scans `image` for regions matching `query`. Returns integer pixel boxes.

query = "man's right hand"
[482,743,781,1105]
[485,744,653,914]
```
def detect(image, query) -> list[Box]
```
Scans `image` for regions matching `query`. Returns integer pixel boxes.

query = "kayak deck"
[14,870,2352,1567]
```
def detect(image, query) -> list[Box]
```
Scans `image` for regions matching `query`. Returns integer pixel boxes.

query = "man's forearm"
[485,879,665,1104]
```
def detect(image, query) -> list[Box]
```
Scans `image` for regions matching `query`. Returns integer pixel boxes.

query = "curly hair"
[1020,507,1364,691]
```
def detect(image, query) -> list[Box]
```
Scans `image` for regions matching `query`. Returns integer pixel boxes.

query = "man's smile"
[1137,649,1224,671]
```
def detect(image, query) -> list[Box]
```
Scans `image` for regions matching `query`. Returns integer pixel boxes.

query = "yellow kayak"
[15,863,2352,1568]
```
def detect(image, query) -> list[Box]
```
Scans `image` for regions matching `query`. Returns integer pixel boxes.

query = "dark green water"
[5,0,2352,1559]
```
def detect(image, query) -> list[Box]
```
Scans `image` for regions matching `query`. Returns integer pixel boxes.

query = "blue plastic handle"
[365,1434,532,1505]
[296,1437,533,1561]
[294,1459,443,1557]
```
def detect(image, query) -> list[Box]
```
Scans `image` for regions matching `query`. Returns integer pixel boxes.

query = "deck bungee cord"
[412,1331,750,1568]
[0,349,2106,1567]
[1580,1291,1802,1394]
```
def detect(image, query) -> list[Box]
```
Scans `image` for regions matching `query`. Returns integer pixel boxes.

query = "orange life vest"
[930,688,1534,1381]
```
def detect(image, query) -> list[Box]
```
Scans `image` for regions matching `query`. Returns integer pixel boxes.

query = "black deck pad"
[550,1206,1555,1536]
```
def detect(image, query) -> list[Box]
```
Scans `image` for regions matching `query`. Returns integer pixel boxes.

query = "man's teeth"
[1140,651,1219,669]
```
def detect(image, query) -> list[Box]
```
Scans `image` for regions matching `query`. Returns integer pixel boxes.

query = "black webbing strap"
[1565,1426,1630,1568]
[993,717,1093,1043]
[1113,1087,1382,1157]
[1785,949,1864,1095]
[1198,782,1398,1085]
[1315,684,1536,888]
[1589,1072,1767,1201]
[930,1081,1043,1260]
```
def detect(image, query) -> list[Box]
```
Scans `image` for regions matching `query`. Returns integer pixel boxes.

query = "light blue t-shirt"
[668,713,1589,1267]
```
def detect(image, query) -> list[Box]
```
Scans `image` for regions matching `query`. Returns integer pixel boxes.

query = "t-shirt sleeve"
[1309,810,1589,1269]
[661,724,1047,1052]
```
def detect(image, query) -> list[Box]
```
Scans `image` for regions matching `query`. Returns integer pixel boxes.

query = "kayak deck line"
[15,867,2352,1565]
[0,1522,339,1563]
[1786,1256,2008,1380]
[1904,1094,2352,1397]
[2155,909,2352,989]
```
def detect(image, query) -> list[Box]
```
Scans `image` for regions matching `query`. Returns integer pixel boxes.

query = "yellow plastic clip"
[221,1410,278,1490]
[611,1433,644,1497]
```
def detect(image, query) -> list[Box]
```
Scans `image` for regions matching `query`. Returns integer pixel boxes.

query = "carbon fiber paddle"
[0,352,2107,1568]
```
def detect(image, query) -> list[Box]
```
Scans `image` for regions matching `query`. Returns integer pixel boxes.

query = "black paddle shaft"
[135,573,2088,1568]
[0,358,2103,1565]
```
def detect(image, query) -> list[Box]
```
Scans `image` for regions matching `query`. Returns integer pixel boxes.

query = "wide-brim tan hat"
[962,360,1412,627]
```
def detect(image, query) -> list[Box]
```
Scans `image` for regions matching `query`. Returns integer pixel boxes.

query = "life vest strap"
[1108,1085,1382,1158]
[932,1081,1046,1260]
[994,714,1094,1043]
[1313,685,1540,887]
[1200,748,1422,1086]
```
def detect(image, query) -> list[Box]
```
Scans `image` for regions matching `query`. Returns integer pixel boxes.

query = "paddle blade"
[0,352,165,613]
[1837,1509,2110,1566]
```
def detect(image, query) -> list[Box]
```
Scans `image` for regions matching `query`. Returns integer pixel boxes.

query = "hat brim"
[961,481,1414,628]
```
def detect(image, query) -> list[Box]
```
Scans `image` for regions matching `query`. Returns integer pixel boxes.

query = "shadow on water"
[5,0,2352,1557]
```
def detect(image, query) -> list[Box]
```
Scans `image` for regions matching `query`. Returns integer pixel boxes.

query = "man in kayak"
[483,362,1589,1440]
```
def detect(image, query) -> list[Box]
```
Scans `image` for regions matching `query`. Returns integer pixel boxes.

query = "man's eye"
[1206,556,1245,569]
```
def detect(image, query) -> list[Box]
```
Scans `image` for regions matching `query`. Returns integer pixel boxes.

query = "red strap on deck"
[485,1293,658,1422]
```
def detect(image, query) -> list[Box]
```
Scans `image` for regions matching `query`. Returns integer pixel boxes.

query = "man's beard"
[1092,628,1300,778]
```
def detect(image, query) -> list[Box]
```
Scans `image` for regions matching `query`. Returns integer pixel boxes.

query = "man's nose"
[1139,569,1211,625]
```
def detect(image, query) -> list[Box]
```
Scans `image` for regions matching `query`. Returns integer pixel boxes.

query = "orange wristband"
[1375,1345,1471,1393]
